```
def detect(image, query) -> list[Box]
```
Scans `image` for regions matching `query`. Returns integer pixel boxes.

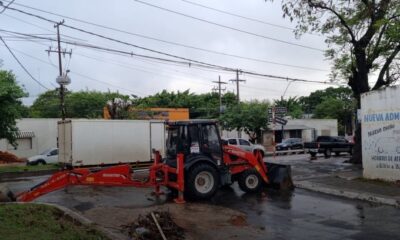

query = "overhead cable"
[0,36,50,89]
[0,0,326,71]
[0,29,337,85]
[132,0,324,52]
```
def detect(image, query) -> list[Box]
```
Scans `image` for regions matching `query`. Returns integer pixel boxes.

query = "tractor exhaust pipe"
[0,185,16,202]
[265,163,294,190]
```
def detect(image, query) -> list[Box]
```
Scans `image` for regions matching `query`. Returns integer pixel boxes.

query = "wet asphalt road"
[4,154,400,240]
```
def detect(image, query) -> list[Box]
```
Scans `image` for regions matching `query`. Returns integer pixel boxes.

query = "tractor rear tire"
[185,163,218,200]
[238,169,263,193]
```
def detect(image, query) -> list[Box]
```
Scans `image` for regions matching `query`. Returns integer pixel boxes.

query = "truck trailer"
[58,119,166,166]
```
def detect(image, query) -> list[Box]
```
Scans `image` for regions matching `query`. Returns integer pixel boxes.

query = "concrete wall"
[361,85,400,181]
[0,119,59,158]
[288,119,338,141]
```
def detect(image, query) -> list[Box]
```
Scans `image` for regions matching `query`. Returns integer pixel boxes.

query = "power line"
[3,6,236,71]
[0,28,338,86]
[0,36,49,89]
[2,7,334,81]
[2,13,88,42]
[0,0,15,14]
[0,0,327,71]
[3,32,329,96]
[132,0,324,52]
[0,40,143,95]
[180,0,295,31]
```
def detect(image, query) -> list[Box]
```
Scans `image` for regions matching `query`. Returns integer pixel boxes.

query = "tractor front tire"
[238,169,263,193]
[185,163,218,200]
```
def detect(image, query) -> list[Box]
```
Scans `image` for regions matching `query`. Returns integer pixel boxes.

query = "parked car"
[223,138,266,156]
[276,138,304,151]
[304,136,354,158]
[27,148,58,165]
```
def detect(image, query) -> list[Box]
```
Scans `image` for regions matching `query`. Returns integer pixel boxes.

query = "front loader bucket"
[265,163,294,190]
[0,184,16,202]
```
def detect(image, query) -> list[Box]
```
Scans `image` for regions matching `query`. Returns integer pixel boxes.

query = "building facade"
[263,119,338,146]
[0,119,59,158]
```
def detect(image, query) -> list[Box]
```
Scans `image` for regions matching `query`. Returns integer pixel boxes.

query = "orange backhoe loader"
[0,120,293,203]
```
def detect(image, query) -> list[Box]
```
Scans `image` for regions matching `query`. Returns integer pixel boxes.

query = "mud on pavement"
[83,203,265,240]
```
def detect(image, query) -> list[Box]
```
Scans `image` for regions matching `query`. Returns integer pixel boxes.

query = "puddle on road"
[211,186,400,240]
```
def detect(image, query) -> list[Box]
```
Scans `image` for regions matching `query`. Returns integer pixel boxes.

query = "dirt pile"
[123,210,184,240]
[0,151,24,164]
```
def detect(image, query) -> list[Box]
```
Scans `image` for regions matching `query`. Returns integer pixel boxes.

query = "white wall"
[288,119,338,140]
[361,85,400,181]
[0,119,59,158]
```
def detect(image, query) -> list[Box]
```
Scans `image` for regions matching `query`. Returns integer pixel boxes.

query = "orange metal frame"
[16,146,270,203]
[223,145,270,183]
[17,151,186,203]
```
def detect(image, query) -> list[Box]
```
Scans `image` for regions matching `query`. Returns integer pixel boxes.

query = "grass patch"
[0,164,59,173]
[0,204,108,240]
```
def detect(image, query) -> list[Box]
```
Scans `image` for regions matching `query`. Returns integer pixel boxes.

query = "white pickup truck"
[223,138,266,157]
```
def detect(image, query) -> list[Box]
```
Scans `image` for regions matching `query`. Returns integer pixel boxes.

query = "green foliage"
[0,204,108,240]
[314,97,355,135]
[30,90,130,118]
[0,70,27,146]
[274,0,400,92]
[67,91,129,118]
[136,90,237,119]
[220,101,270,142]
[298,87,353,113]
[0,163,58,173]
[29,90,59,118]
[298,87,355,135]
[273,96,303,118]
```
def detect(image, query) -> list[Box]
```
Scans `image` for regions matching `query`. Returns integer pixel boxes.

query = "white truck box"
[58,119,165,166]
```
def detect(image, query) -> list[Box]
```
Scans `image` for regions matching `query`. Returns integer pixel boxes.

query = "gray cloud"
[0,0,333,105]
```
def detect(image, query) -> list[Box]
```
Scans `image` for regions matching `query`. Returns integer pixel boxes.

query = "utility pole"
[230,70,246,138]
[46,20,72,120]
[230,69,246,104]
[212,75,227,114]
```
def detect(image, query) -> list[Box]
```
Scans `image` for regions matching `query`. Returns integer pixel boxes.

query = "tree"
[274,96,303,118]
[67,91,129,118]
[0,69,27,146]
[30,90,130,118]
[29,90,59,118]
[136,90,237,119]
[298,87,354,114]
[220,101,270,143]
[298,87,355,135]
[314,97,355,135]
[274,0,400,163]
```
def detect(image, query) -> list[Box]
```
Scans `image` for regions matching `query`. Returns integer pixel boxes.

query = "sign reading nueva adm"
[361,85,400,181]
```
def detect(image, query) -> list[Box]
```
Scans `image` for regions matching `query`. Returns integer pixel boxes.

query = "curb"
[295,180,400,208]
[0,202,126,240]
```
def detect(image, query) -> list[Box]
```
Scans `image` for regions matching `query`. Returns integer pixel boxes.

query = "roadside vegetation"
[0,204,108,240]
[0,163,59,173]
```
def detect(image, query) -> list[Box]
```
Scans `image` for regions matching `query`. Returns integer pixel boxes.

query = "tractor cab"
[165,120,223,166]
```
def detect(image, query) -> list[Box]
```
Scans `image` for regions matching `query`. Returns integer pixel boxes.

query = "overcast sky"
[0,0,335,105]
